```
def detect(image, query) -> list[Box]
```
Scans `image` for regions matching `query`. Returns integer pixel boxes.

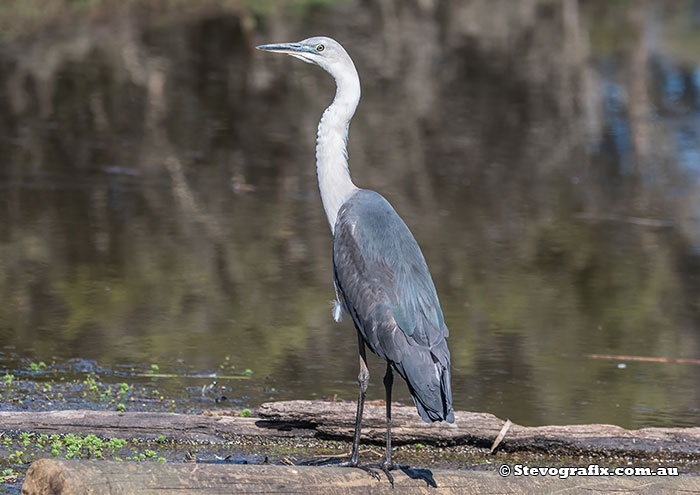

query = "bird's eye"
[316,44,325,52]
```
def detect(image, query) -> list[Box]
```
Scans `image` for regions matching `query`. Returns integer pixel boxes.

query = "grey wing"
[333,190,454,423]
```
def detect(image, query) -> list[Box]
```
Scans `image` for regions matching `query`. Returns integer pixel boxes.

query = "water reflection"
[0,0,699,428]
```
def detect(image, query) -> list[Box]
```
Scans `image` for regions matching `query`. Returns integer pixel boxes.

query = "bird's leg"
[382,364,394,467]
[380,364,396,486]
[333,336,380,480]
[349,335,369,465]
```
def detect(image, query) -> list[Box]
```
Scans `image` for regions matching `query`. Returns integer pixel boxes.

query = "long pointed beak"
[256,42,307,54]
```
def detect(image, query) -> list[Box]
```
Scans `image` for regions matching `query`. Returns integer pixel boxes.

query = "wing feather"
[332,190,453,423]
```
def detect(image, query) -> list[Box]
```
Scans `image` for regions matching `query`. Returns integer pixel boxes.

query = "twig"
[366,447,384,458]
[490,419,512,454]
[317,448,374,459]
[585,354,700,365]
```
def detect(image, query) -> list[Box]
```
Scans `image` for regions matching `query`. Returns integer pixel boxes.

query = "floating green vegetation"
[0,358,311,487]
[0,468,18,484]
[0,432,166,463]
[219,355,234,371]
[29,362,46,373]
[0,357,261,422]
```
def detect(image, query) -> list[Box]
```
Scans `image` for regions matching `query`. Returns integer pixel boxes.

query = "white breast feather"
[332,300,344,322]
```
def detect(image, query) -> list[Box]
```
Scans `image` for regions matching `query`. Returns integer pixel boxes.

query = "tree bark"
[21,459,700,495]
[257,400,700,458]
[2,400,699,460]
[0,409,311,443]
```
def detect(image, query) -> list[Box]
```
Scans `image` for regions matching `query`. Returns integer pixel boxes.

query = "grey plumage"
[333,190,454,423]
[257,36,453,476]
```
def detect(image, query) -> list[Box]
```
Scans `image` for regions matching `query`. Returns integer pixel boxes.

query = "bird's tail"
[395,339,454,423]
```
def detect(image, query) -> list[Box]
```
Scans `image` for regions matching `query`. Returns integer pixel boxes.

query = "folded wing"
[333,190,454,423]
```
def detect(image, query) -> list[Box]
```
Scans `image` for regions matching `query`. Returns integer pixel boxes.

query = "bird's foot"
[300,456,381,481]
[372,461,439,488]
[335,460,381,481]
[378,460,397,487]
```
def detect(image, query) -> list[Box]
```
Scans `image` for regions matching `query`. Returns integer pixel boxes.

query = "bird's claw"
[363,465,382,481]
[378,460,411,487]
[379,461,395,487]
[305,456,382,481]
[334,460,381,481]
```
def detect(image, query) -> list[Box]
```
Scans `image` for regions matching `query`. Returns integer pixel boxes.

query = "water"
[0,0,699,429]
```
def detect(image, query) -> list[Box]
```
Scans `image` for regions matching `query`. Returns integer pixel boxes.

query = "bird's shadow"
[398,465,437,488]
[297,458,437,488]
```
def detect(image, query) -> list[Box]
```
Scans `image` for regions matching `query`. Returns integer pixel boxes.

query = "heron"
[257,36,454,481]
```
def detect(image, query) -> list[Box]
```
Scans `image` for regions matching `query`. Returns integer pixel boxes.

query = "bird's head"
[256,36,355,78]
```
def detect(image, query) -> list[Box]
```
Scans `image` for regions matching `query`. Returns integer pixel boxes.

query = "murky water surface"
[1,1,700,429]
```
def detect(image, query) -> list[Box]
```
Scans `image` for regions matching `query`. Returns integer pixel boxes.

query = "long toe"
[335,462,381,481]
[379,462,395,487]
[302,457,383,482]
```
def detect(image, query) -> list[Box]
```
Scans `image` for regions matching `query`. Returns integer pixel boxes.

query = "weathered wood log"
[0,409,313,443]
[21,459,700,495]
[257,400,700,459]
[2,400,699,461]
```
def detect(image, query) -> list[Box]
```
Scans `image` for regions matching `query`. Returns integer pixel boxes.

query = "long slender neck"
[316,64,360,233]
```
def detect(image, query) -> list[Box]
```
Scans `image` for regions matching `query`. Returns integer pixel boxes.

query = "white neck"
[316,62,360,233]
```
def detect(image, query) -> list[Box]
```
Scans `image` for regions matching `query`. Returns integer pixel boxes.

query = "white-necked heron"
[257,36,454,482]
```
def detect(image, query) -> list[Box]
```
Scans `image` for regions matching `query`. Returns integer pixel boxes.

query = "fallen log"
[0,409,314,443]
[20,459,700,495]
[257,400,700,459]
[2,400,699,461]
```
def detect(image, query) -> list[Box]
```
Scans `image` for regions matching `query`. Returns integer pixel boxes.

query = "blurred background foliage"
[0,0,699,428]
